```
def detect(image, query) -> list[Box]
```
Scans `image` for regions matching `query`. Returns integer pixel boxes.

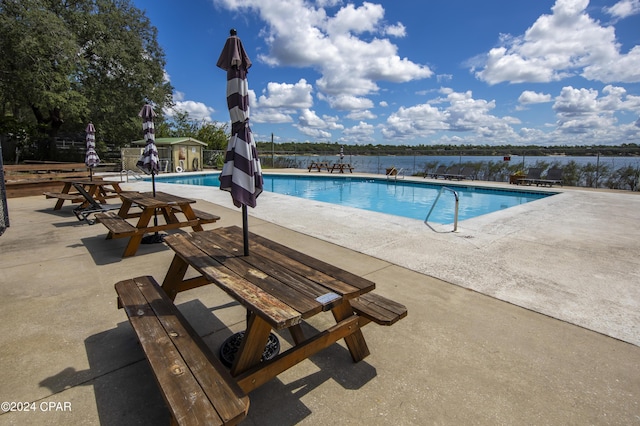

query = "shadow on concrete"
[39,298,377,425]
[80,235,170,265]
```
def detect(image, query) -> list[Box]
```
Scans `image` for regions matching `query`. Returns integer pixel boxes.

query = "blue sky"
[132,0,640,146]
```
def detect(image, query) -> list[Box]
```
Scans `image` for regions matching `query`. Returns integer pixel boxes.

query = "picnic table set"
[44,177,407,424]
[37,30,406,425]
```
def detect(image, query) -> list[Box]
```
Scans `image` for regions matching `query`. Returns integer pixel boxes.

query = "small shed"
[132,137,207,172]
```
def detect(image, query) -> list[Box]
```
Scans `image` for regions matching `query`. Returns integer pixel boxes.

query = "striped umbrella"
[136,103,163,244]
[217,29,263,256]
[85,122,100,181]
[136,103,159,195]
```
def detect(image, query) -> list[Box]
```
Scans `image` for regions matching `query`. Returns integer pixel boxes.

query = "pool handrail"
[425,186,459,232]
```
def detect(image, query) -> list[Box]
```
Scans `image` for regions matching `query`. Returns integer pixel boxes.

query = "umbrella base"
[141,233,165,244]
[219,331,280,368]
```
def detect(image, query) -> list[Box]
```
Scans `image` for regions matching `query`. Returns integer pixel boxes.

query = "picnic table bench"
[307,161,331,172]
[115,276,249,425]
[4,162,92,198]
[43,178,123,210]
[329,163,354,173]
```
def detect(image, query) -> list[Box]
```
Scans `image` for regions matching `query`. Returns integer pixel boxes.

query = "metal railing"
[385,167,405,180]
[425,186,459,232]
[120,169,145,182]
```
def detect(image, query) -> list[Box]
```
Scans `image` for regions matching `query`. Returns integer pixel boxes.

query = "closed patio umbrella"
[136,103,163,244]
[217,28,263,257]
[85,122,100,181]
[217,29,276,367]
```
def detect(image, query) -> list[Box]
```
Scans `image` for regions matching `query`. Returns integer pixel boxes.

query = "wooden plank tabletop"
[163,226,376,326]
[120,191,196,208]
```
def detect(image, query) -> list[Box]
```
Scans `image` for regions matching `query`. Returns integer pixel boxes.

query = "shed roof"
[131,137,207,147]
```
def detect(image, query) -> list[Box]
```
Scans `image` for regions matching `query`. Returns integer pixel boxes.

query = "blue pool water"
[153,173,553,224]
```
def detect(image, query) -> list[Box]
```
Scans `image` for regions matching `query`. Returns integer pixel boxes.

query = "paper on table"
[316,292,340,304]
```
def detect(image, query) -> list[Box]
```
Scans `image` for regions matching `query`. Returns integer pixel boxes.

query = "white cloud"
[475,0,640,84]
[165,92,215,121]
[346,110,377,120]
[294,108,344,139]
[518,90,553,105]
[255,79,314,109]
[315,0,342,7]
[342,121,376,142]
[215,0,432,99]
[325,94,374,110]
[381,88,520,141]
[379,101,388,107]
[553,85,640,135]
[385,23,406,37]
[327,2,384,35]
[604,0,640,20]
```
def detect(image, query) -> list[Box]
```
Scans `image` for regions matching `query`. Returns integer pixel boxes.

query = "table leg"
[54,183,73,210]
[180,204,204,232]
[332,301,370,362]
[111,183,123,194]
[230,313,272,377]
[161,255,190,301]
[289,324,305,345]
[123,208,154,257]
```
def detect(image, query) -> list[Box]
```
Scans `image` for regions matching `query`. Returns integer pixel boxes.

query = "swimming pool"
[153,173,553,224]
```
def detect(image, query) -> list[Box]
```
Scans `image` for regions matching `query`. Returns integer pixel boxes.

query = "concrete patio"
[0,173,638,425]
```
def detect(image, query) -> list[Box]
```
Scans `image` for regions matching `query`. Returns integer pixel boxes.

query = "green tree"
[0,0,172,160]
[161,109,229,149]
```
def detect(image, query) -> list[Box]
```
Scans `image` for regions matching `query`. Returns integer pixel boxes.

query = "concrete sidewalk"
[0,186,639,425]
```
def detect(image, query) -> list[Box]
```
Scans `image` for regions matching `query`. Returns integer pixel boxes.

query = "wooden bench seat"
[115,276,249,425]
[350,293,407,326]
[43,192,84,202]
[95,212,139,237]
[187,208,220,225]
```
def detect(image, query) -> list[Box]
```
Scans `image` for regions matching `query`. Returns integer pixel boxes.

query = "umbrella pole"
[152,172,160,237]
[142,171,164,244]
[242,205,249,256]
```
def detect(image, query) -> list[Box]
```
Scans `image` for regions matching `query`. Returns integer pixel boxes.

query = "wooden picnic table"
[307,161,331,172]
[160,226,406,394]
[44,178,123,210]
[329,163,354,173]
[95,191,219,257]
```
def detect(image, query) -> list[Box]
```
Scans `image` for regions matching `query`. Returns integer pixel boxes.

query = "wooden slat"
[191,209,221,224]
[163,234,301,329]
[43,192,83,201]
[5,163,87,173]
[219,226,375,295]
[210,230,352,304]
[350,293,407,326]
[95,213,139,237]
[115,278,230,425]
[191,231,325,317]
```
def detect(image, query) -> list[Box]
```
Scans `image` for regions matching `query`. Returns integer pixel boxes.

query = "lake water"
[266,154,640,175]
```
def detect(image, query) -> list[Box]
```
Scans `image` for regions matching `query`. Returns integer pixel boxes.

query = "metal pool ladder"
[425,186,459,232]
